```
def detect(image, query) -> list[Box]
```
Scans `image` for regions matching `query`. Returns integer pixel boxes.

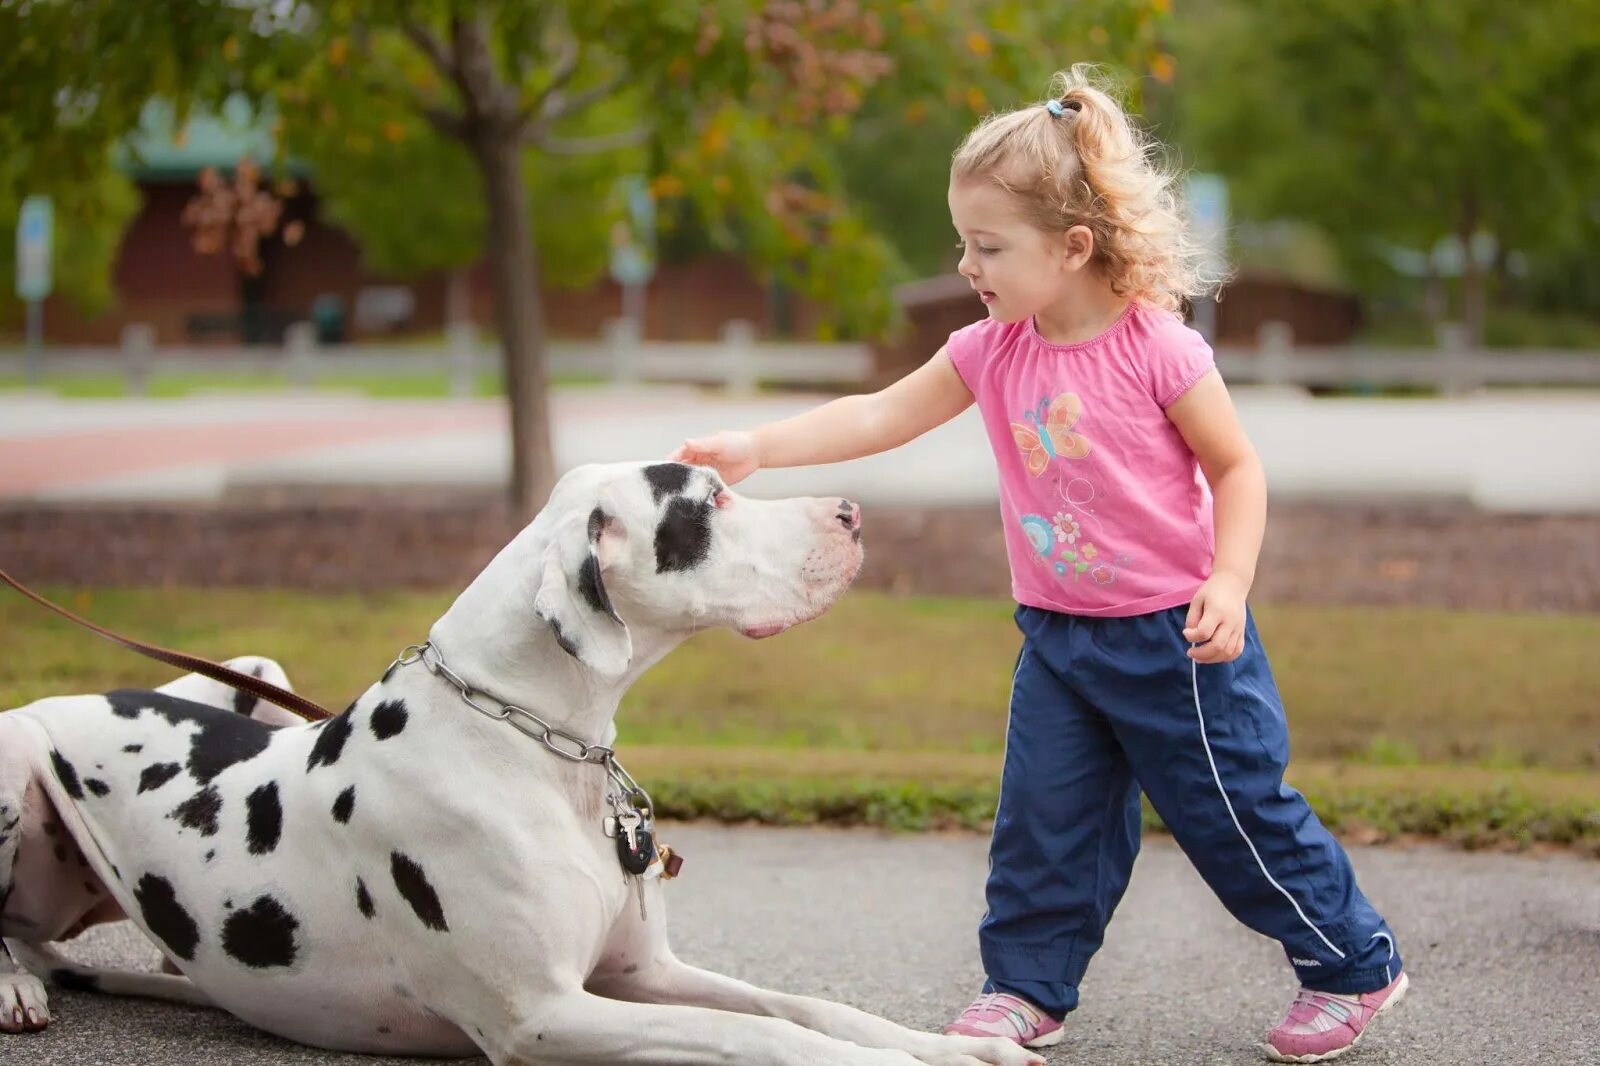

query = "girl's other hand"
[1183,572,1248,663]
[667,430,760,485]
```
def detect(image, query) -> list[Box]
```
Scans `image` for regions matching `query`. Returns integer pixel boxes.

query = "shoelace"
[1292,988,1359,1025]
[963,993,1041,1036]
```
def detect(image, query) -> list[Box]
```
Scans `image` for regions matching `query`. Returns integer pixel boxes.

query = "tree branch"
[526,125,651,155]
[525,34,581,120]
[399,19,455,81]
[355,72,467,141]
[538,69,626,125]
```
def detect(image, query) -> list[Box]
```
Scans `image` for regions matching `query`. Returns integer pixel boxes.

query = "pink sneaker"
[1264,971,1409,1063]
[943,992,1065,1048]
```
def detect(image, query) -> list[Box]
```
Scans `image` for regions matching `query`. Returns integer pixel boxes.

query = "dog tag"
[617,824,654,876]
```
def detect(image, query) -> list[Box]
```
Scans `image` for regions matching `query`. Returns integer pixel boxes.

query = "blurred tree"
[1175,0,1600,345]
[0,2,250,322]
[1,0,1169,518]
[840,1,1174,279]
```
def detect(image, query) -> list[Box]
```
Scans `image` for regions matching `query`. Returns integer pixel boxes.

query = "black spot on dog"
[378,1025,392,1034]
[356,877,375,919]
[204,851,214,863]
[110,864,120,880]
[655,496,713,573]
[54,842,68,863]
[391,851,448,931]
[107,690,273,785]
[245,782,282,855]
[623,963,640,974]
[139,762,182,794]
[547,614,585,656]
[222,895,299,968]
[332,786,356,824]
[51,968,101,993]
[548,616,581,658]
[122,744,143,754]
[42,820,59,836]
[50,750,85,800]
[84,880,99,895]
[135,874,199,960]
[85,778,111,798]
[643,462,691,502]
[369,700,408,740]
[171,786,223,837]
[306,708,356,772]
[391,983,412,999]
[577,553,616,619]
[232,685,258,719]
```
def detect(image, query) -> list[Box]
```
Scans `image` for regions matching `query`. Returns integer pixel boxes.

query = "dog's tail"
[6,939,213,1007]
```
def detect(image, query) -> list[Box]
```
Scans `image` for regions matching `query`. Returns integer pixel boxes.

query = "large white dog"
[0,461,1041,1066]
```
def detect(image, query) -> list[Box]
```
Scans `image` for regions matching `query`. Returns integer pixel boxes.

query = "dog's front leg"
[491,989,930,1066]
[590,954,1043,1066]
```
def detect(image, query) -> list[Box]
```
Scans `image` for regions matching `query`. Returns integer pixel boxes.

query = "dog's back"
[3,689,477,1054]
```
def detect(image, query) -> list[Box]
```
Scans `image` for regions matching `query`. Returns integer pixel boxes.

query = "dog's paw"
[0,971,50,1033]
[929,1035,1045,1066]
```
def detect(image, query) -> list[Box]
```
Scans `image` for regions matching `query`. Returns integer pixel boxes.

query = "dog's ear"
[533,506,632,678]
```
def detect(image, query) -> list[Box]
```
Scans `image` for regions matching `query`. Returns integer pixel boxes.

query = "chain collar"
[383,641,654,822]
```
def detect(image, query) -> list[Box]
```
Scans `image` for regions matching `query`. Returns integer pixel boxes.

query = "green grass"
[0,370,608,397]
[3,589,1597,851]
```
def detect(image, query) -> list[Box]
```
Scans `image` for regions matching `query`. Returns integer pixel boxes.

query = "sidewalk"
[3,386,1599,511]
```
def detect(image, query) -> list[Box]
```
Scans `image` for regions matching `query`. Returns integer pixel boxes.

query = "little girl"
[670,66,1406,1064]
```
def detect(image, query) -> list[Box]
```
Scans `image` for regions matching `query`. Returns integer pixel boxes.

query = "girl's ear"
[1061,224,1096,270]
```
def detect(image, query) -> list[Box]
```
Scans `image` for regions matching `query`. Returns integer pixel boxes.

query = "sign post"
[1185,174,1228,343]
[608,176,656,332]
[15,195,54,387]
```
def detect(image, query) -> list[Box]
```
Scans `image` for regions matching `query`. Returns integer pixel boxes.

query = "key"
[635,874,648,922]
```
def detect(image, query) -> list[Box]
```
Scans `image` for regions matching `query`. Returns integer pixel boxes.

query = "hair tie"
[1046,99,1066,118]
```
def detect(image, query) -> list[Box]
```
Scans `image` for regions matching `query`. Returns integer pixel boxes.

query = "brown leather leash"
[1,567,333,722]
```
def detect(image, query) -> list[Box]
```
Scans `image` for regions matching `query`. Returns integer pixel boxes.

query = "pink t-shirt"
[947,302,1217,617]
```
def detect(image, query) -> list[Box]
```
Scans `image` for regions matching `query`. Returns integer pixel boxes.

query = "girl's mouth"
[979,291,996,304]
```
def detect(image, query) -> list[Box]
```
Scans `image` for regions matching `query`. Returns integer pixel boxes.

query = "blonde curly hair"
[950,65,1218,313]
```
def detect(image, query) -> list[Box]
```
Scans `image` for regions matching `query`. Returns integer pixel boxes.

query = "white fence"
[0,319,874,397]
[4,318,1600,395]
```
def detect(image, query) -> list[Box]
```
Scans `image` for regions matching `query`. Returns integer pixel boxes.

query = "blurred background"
[1,1,1596,855]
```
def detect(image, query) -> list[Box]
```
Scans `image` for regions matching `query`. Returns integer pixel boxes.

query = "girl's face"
[948,179,1091,324]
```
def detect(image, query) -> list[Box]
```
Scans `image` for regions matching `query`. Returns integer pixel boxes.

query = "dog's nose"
[835,500,861,535]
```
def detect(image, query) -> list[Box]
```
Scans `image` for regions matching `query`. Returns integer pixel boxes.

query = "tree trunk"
[1458,193,1486,348]
[474,132,555,526]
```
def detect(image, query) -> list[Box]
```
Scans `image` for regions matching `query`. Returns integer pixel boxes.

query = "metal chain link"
[384,642,653,819]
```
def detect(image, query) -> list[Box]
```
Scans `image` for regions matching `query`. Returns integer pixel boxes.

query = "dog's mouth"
[739,622,792,640]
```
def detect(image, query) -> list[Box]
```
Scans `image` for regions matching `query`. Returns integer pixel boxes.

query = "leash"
[1,567,683,895]
[0,567,334,723]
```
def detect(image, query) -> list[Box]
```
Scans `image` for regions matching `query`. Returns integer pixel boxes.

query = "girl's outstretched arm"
[670,347,974,484]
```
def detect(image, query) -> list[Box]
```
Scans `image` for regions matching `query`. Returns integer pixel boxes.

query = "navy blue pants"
[980,604,1401,1018]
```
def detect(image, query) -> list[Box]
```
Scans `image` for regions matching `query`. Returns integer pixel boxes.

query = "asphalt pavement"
[11,825,1599,1066]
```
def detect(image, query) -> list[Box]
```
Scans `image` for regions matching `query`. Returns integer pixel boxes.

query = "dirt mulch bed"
[2,493,1597,613]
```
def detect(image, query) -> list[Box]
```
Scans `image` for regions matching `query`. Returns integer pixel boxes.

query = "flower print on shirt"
[1011,393,1091,478]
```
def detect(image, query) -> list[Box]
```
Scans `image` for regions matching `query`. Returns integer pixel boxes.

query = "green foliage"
[0,1,1176,338]
[1175,0,1600,316]
[0,146,139,326]
[840,1,1174,278]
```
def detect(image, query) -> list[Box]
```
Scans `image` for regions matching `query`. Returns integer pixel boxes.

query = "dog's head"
[529,461,864,678]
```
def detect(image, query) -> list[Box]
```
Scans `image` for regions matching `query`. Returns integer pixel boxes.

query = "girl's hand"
[1183,572,1248,663]
[668,430,760,485]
